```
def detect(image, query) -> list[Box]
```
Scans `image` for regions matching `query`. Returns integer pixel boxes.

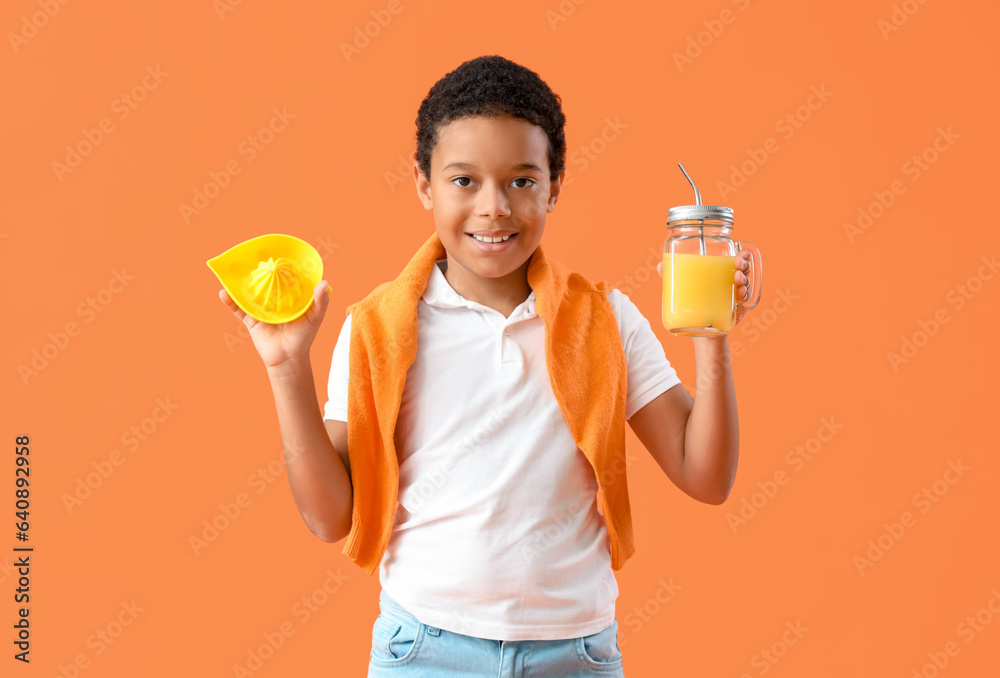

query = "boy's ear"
[414,162,433,210]
[546,170,566,212]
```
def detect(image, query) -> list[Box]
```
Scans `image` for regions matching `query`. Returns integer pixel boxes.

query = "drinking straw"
[677,163,707,255]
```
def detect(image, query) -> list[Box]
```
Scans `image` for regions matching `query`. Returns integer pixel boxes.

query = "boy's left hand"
[655,250,755,328]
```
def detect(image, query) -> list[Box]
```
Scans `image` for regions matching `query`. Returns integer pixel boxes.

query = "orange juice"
[662,252,737,335]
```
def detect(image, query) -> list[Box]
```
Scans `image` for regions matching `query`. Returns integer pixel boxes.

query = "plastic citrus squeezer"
[206,233,324,324]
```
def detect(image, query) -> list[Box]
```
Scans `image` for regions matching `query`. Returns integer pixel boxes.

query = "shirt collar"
[422,259,536,316]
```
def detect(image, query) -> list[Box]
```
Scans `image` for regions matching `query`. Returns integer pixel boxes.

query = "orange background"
[3,0,999,675]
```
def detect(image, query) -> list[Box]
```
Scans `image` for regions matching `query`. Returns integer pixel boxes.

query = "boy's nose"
[476,187,511,219]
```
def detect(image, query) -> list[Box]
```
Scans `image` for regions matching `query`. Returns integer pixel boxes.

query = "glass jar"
[662,205,762,336]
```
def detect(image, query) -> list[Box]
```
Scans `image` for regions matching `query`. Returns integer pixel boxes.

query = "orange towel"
[342,231,635,576]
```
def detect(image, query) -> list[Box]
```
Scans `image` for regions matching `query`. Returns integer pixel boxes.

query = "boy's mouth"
[467,232,517,243]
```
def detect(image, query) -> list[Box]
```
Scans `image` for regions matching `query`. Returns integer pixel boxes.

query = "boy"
[219,55,751,677]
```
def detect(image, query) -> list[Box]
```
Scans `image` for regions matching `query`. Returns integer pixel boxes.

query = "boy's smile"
[414,114,564,316]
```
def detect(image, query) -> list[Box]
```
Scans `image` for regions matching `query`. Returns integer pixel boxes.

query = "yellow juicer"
[207,233,324,324]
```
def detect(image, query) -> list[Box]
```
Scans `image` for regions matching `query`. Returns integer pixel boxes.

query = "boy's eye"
[449,177,536,188]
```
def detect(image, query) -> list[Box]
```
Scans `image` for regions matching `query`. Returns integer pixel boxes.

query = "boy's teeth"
[472,234,512,243]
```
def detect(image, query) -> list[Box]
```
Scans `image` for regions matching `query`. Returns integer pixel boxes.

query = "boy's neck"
[441,257,532,319]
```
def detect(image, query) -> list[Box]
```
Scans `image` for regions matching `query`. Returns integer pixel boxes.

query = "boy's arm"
[628,335,738,505]
[267,358,354,543]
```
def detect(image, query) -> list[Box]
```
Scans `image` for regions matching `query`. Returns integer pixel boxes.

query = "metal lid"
[667,204,734,224]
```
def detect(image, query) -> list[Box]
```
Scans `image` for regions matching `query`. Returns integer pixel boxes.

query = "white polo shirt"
[323,258,682,641]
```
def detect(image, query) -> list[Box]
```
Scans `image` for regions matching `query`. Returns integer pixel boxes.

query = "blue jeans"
[367,588,626,677]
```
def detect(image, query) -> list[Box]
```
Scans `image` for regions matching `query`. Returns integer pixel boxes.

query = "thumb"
[307,280,331,325]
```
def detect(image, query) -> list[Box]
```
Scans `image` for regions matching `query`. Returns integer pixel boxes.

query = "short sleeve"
[606,289,683,421]
[322,313,352,422]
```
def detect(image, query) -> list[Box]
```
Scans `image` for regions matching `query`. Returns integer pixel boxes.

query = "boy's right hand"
[218,281,331,369]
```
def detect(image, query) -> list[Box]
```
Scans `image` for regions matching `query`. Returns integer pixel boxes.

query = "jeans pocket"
[370,610,424,665]
[578,617,624,668]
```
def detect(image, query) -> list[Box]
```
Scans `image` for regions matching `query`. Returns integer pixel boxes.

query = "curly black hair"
[414,55,567,183]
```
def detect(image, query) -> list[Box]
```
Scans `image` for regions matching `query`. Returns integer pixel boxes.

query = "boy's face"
[414,114,563,296]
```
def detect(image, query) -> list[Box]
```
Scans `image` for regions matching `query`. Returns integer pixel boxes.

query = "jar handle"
[736,241,763,311]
